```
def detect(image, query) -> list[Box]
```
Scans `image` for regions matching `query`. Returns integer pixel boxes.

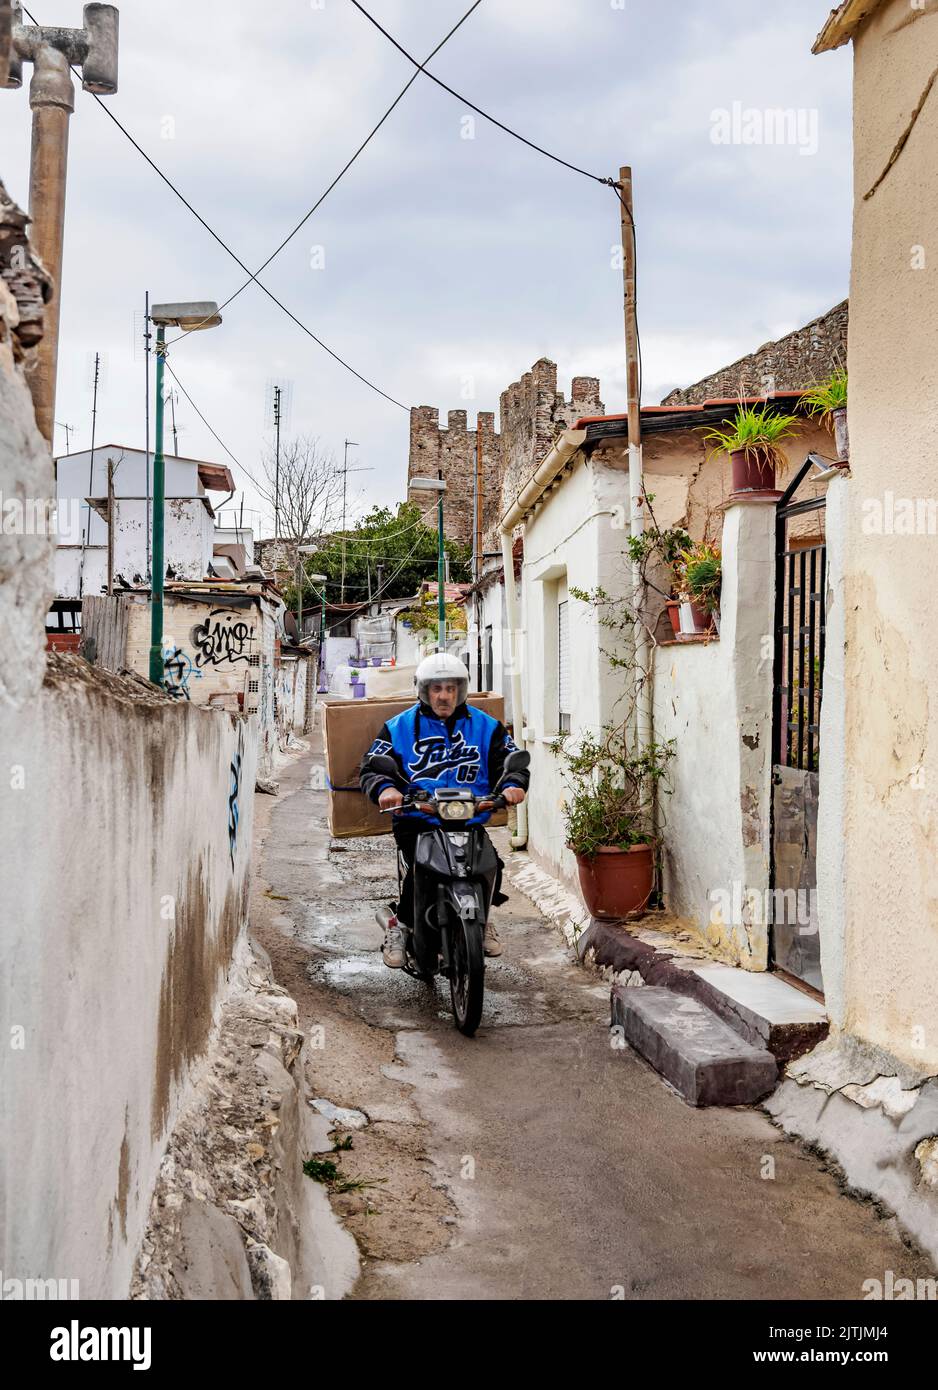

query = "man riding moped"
[358,653,529,970]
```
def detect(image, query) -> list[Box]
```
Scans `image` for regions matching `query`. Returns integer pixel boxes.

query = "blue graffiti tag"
[228,724,244,869]
[163,644,201,700]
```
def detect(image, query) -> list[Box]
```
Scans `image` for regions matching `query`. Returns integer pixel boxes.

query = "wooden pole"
[618,165,652,749]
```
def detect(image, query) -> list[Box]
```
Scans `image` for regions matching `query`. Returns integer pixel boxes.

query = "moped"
[370,752,526,1036]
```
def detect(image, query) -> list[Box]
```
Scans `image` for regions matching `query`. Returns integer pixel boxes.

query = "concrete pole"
[26,43,73,445]
[4,4,120,446]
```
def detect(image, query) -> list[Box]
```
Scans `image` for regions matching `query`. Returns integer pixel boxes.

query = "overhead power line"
[348,0,617,188]
[162,360,267,494]
[20,4,411,412]
[169,0,485,343]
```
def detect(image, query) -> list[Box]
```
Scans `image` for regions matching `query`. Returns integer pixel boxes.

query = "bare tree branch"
[256,434,343,570]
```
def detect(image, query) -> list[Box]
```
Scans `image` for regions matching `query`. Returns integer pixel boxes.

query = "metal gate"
[771,457,827,993]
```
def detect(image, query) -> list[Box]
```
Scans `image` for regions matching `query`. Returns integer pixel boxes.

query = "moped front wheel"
[449,911,485,1037]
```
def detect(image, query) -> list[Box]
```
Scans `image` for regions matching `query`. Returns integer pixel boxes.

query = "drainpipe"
[499,427,586,849]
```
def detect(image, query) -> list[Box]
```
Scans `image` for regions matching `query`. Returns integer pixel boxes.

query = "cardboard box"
[323,694,508,838]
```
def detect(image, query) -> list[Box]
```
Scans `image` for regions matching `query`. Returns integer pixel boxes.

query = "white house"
[54,445,235,598]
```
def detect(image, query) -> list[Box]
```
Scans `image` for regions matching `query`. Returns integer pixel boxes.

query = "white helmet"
[415,652,469,707]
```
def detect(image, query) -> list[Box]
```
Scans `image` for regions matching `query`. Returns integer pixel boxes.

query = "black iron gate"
[771,457,827,993]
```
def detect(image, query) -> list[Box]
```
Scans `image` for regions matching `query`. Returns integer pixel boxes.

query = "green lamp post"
[147,302,222,686]
[410,475,448,649]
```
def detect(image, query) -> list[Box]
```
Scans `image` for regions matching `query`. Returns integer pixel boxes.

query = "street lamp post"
[410,475,447,650]
[147,301,222,687]
[298,550,327,690]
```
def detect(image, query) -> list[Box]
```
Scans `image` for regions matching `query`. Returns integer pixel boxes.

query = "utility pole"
[77,349,101,598]
[3,4,119,446]
[340,438,357,603]
[273,385,281,536]
[618,164,651,751]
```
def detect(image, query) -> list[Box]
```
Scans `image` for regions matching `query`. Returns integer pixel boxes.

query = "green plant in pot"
[675,539,722,635]
[626,509,691,639]
[550,724,675,920]
[703,401,800,498]
[801,368,848,463]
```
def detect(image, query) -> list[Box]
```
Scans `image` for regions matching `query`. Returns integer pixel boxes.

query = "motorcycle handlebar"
[378,792,507,815]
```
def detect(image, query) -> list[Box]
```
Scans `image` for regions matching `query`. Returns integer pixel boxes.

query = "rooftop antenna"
[339,439,373,603]
[78,350,103,597]
[265,378,293,537]
[55,420,75,453]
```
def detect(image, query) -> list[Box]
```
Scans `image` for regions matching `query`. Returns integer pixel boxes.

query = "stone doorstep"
[582,920,829,1065]
[612,986,779,1108]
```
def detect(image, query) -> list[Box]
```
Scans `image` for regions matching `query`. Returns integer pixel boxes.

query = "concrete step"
[611,985,779,1107]
[584,919,828,1062]
[687,964,827,1064]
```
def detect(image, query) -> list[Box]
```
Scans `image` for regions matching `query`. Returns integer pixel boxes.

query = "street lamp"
[410,475,447,649]
[148,301,222,686]
[299,548,328,690]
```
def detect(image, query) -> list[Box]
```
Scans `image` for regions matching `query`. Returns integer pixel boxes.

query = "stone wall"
[407,360,603,552]
[0,656,258,1298]
[497,360,603,540]
[661,300,848,405]
[407,407,500,548]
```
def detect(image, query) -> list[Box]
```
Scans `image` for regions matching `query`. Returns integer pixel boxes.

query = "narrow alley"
[252,742,933,1302]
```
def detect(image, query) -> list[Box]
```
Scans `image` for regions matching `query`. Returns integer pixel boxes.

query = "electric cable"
[167,0,484,343]
[20,4,411,412]
[348,0,618,188]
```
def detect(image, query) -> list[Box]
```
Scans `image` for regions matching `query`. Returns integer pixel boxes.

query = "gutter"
[498,427,586,848]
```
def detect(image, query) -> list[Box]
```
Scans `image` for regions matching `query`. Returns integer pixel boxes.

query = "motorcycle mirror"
[492,748,530,792]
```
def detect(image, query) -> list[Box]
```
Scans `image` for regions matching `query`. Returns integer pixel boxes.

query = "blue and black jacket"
[359,701,530,828]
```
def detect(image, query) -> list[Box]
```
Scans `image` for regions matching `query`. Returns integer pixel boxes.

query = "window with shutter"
[558,599,571,733]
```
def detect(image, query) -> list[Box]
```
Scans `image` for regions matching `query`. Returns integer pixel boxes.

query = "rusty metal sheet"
[771,764,822,991]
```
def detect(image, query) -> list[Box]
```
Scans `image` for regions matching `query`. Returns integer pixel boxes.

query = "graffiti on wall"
[228,722,244,870]
[163,644,201,700]
[191,609,255,668]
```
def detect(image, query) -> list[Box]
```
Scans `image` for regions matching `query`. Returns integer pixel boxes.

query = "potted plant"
[626,514,691,639]
[675,540,721,635]
[703,401,800,498]
[801,368,848,463]
[551,725,675,920]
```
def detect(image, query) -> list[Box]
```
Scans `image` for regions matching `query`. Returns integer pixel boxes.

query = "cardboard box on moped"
[322,694,508,838]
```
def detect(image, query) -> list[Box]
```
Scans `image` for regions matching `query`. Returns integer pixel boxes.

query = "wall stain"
[114,1108,131,1242]
[151,862,245,1143]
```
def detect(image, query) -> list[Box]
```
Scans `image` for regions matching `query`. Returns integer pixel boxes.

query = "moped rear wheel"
[449,912,484,1036]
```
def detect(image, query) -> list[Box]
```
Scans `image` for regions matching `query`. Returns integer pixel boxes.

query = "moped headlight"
[439,800,473,821]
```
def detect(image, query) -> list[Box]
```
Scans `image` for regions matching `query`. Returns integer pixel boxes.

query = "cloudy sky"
[1,0,852,536]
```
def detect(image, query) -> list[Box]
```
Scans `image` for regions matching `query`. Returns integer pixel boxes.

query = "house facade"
[53,445,235,598]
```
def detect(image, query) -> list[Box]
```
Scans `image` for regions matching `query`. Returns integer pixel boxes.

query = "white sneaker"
[382,920,405,969]
[483,921,503,957]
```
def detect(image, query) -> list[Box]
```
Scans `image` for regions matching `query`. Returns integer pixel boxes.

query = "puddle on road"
[306,948,553,1029]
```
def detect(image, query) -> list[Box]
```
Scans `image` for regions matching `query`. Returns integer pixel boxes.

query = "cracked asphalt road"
[252,739,935,1301]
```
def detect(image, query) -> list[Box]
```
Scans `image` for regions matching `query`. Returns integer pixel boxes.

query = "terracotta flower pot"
[573,843,655,920]
[678,599,713,636]
[666,600,681,638]
[729,446,782,500]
